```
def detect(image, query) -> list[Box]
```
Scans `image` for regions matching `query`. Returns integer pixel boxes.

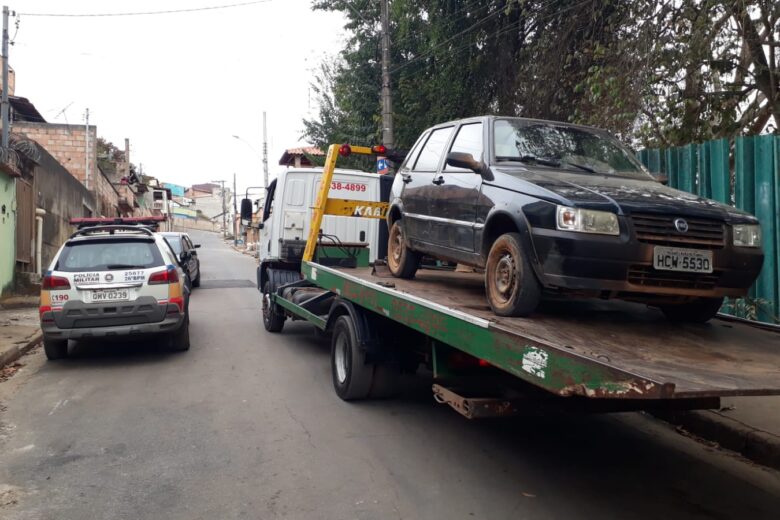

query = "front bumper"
[530,227,764,298]
[41,297,185,340]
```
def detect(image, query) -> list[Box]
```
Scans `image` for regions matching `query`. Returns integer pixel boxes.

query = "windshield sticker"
[124,270,146,282]
[521,347,548,379]
[73,272,100,284]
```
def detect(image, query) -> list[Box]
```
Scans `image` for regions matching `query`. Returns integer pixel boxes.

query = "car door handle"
[432,176,445,185]
[401,174,412,184]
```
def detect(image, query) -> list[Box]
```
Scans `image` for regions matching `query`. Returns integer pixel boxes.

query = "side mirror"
[194,244,201,249]
[258,222,265,230]
[241,198,253,221]
[446,152,493,181]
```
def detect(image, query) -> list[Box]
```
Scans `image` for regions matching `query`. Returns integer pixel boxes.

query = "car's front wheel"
[43,338,68,360]
[485,232,541,317]
[660,297,724,323]
[387,220,419,279]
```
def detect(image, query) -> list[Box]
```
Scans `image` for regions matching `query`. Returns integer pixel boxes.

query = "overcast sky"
[12,0,347,196]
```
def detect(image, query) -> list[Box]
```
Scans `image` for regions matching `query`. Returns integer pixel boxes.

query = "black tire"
[262,281,286,333]
[169,313,190,351]
[192,268,201,288]
[331,315,374,401]
[43,338,68,360]
[660,297,724,323]
[485,232,542,317]
[387,220,419,279]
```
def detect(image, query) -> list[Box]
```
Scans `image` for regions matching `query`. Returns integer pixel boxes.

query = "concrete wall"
[34,146,96,270]
[0,172,15,296]
[172,217,218,233]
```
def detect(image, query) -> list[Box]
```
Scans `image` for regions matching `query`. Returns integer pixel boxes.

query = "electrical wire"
[18,0,274,18]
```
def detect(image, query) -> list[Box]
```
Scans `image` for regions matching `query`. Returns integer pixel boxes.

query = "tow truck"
[257,144,780,418]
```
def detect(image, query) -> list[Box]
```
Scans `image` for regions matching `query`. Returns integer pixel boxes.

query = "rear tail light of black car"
[556,206,619,236]
[148,266,180,284]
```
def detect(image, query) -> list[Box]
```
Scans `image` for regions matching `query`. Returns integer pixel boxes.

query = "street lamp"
[232,133,268,189]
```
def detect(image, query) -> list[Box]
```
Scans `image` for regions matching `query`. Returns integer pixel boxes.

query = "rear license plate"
[653,246,713,273]
[90,289,130,303]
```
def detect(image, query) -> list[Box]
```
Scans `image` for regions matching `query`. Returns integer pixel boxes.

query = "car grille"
[627,265,720,291]
[631,214,725,248]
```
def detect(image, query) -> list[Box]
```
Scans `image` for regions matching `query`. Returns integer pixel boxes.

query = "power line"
[18,0,273,18]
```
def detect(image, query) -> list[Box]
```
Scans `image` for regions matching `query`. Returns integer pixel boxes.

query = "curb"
[0,332,43,370]
[652,409,780,471]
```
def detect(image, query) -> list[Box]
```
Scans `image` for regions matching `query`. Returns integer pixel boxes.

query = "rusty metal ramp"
[335,266,780,399]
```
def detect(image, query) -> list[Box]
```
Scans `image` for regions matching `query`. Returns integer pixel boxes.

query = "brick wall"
[16,122,121,217]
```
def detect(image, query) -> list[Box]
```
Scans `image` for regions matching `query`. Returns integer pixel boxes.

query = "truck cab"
[257,167,383,288]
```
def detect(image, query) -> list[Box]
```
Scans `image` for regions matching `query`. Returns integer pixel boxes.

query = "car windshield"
[55,239,164,272]
[164,235,183,254]
[493,119,651,179]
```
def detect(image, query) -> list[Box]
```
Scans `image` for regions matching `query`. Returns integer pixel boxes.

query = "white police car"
[39,218,191,360]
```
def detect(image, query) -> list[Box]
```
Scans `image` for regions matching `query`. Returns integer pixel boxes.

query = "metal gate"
[15,179,33,264]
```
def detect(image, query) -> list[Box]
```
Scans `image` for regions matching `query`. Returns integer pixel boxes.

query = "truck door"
[259,179,277,260]
[432,122,484,252]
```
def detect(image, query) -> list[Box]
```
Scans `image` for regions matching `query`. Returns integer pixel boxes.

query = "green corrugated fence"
[639,135,780,323]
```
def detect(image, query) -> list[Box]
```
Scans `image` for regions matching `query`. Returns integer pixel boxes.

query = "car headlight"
[556,206,619,236]
[733,224,761,248]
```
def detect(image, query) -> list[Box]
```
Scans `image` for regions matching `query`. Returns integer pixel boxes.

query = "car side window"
[444,123,483,172]
[184,237,193,251]
[401,132,429,171]
[413,127,454,171]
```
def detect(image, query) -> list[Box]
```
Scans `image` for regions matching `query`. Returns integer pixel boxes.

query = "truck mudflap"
[303,262,780,400]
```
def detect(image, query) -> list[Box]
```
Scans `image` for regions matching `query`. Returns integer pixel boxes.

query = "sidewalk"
[653,396,780,470]
[0,301,42,372]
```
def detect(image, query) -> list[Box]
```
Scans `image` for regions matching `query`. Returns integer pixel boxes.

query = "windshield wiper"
[496,155,561,167]
[106,264,145,269]
[559,160,600,174]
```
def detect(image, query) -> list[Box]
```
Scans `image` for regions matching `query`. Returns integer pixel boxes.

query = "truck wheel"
[331,315,374,400]
[43,338,68,360]
[660,297,724,323]
[485,232,541,317]
[262,281,286,332]
[387,220,419,279]
[169,313,191,351]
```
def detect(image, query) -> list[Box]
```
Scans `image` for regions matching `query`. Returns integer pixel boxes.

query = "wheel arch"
[481,209,542,278]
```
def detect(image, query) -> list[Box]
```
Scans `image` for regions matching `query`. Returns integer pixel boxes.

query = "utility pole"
[84,108,90,189]
[262,111,269,189]
[124,138,130,178]
[1,6,11,149]
[232,173,238,246]
[380,0,394,149]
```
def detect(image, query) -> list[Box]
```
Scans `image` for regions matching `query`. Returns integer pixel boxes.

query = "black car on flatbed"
[386,116,763,322]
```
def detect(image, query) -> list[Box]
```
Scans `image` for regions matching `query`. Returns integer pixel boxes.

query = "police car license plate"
[653,246,713,273]
[90,289,130,303]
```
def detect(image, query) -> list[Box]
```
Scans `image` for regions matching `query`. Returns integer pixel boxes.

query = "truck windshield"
[493,119,651,179]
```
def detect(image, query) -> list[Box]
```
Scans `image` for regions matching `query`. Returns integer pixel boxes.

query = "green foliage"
[305,0,780,151]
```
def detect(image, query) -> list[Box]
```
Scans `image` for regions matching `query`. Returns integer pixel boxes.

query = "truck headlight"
[556,206,619,236]
[733,224,761,248]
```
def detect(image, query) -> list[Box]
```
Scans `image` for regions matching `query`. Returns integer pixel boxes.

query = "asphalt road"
[1,230,779,520]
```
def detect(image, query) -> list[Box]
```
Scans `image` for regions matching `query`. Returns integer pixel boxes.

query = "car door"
[184,236,199,279]
[402,126,455,246]
[431,122,485,252]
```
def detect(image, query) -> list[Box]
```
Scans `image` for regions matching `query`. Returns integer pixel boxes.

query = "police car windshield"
[55,239,164,272]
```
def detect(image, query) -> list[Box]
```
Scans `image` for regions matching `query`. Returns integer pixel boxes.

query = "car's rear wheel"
[43,338,68,360]
[485,232,541,317]
[192,268,201,288]
[169,313,190,351]
[387,220,419,279]
[262,281,286,332]
[660,297,724,323]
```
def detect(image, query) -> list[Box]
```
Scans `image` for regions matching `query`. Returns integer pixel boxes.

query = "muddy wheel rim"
[389,225,403,268]
[493,252,517,303]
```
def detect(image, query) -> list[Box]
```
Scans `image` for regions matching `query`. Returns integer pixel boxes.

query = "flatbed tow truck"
[258,144,780,418]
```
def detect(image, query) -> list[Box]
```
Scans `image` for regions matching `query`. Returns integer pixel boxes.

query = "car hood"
[494,167,756,222]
